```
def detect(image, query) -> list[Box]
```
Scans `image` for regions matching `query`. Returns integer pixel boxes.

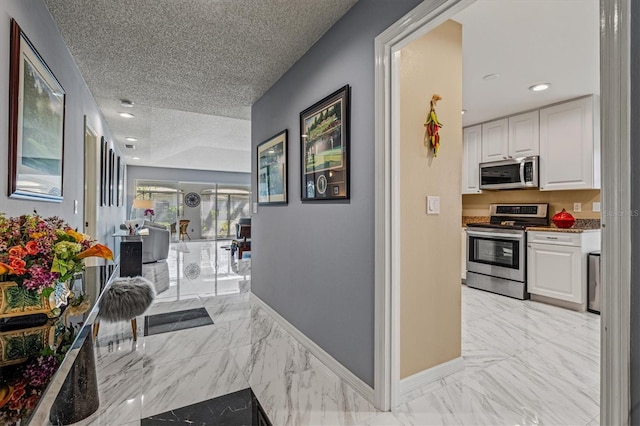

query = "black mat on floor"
[141,388,272,426]
[144,307,213,336]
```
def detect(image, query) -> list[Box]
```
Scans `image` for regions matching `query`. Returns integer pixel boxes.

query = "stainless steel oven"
[465,203,548,300]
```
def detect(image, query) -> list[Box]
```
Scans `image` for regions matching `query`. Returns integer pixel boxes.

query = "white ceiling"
[43,0,599,172]
[453,0,600,127]
[43,0,358,172]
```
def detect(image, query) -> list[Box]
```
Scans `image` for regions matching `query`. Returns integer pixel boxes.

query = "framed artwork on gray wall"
[108,148,115,206]
[100,137,107,206]
[8,19,66,202]
[117,156,125,207]
[257,129,288,205]
[300,85,350,201]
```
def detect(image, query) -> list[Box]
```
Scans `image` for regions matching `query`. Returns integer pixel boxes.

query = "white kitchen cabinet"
[462,125,482,194]
[508,110,539,158]
[527,230,600,309]
[481,118,508,162]
[461,228,467,281]
[539,96,600,190]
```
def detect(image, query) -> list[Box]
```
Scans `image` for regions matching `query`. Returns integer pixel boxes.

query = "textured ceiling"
[44,0,357,172]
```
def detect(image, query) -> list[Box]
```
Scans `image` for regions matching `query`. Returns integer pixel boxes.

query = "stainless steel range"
[466,203,549,300]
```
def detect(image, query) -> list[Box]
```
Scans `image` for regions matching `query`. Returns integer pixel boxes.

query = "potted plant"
[0,212,113,319]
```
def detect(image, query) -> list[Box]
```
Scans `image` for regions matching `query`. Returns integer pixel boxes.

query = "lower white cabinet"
[527,230,600,308]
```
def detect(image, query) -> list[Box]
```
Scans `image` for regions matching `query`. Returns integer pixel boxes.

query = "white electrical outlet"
[593,202,601,212]
[426,196,440,215]
[573,203,582,212]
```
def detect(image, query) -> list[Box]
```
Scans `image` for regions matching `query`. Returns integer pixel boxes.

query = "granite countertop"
[462,216,490,227]
[526,219,601,233]
[462,216,601,233]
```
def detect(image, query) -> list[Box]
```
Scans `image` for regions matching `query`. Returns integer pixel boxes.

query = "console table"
[0,264,118,425]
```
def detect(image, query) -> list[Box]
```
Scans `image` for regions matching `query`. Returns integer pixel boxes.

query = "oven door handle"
[466,230,524,240]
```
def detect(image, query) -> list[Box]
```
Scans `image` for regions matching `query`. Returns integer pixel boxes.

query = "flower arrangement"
[0,212,113,303]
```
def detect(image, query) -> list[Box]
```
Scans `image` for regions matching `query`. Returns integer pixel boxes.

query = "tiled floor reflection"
[77,240,600,425]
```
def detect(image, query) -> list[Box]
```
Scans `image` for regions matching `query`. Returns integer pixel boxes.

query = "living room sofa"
[122,220,170,263]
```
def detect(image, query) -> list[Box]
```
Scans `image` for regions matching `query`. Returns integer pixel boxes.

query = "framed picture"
[257,130,288,205]
[108,149,115,206]
[8,19,66,202]
[300,85,350,200]
[100,137,107,206]
[116,156,125,207]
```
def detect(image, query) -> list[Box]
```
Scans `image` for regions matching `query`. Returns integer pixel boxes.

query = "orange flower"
[30,232,43,239]
[8,246,27,259]
[76,244,113,261]
[25,240,39,255]
[66,228,85,243]
[9,257,26,275]
[0,262,15,275]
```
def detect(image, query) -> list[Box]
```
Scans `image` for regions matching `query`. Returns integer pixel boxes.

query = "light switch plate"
[74,200,78,214]
[592,202,601,212]
[573,203,581,212]
[253,202,258,214]
[426,196,440,215]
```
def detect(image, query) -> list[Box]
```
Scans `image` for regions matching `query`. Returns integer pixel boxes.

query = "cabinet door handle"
[546,236,558,240]
[502,156,507,159]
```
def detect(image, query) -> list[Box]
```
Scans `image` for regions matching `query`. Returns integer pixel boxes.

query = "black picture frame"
[8,19,66,202]
[116,156,125,207]
[300,85,350,200]
[257,130,288,205]
[108,148,115,206]
[100,137,107,206]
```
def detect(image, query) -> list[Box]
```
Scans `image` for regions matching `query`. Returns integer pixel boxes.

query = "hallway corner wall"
[0,0,124,249]
[398,20,463,378]
[251,0,422,387]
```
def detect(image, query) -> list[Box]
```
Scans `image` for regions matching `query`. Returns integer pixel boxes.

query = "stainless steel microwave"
[479,156,539,190]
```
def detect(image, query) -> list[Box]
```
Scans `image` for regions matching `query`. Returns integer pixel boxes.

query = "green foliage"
[5,333,43,360]
[5,287,42,311]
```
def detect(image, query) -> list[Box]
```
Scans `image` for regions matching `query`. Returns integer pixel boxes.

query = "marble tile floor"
[65,241,600,425]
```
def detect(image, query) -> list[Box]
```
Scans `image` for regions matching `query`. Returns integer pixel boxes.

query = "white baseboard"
[399,357,464,398]
[250,293,375,404]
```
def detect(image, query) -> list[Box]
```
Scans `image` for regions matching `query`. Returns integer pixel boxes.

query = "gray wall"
[0,0,124,250]
[630,0,639,423]
[251,0,422,387]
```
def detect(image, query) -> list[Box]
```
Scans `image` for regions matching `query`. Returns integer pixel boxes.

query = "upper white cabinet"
[481,112,539,163]
[481,118,508,162]
[462,125,482,194]
[539,96,600,191]
[508,110,539,158]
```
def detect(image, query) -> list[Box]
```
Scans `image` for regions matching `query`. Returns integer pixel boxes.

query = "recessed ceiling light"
[125,137,138,142]
[119,112,135,118]
[132,157,140,160]
[529,83,551,92]
[482,73,500,81]
[461,109,466,115]
[120,99,134,108]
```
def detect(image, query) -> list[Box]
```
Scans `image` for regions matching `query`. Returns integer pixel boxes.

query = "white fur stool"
[92,276,155,341]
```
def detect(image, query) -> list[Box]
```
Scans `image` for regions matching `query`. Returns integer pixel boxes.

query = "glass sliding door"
[133,180,180,229]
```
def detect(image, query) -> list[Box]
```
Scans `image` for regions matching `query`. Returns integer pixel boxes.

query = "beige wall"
[463,189,601,219]
[399,20,462,379]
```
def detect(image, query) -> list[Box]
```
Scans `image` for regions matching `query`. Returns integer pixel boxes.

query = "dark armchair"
[235,217,251,259]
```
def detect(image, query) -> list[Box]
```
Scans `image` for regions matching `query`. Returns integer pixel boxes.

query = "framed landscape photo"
[257,130,288,205]
[8,19,66,202]
[300,85,350,201]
